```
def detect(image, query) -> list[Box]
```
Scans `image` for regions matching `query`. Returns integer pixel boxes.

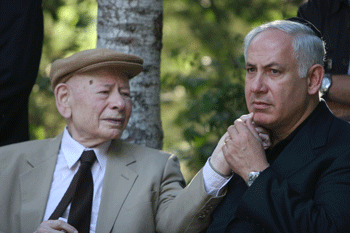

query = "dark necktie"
[49,150,96,232]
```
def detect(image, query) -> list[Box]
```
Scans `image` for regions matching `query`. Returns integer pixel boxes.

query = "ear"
[306,64,324,95]
[55,83,72,119]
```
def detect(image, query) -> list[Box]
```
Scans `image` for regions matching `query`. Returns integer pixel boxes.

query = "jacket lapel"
[20,134,62,232]
[271,101,333,179]
[96,139,138,232]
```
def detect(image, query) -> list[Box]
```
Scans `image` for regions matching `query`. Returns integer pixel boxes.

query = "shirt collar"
[266,101,323,164]
[60,127,110,170]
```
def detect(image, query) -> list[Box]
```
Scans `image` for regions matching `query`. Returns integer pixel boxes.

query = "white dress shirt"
[42,127,230,232]
[43,127,110,233]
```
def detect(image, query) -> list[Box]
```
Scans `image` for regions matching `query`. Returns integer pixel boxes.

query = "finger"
[48,220,78,233]
[245,115,261,140]
[211,132,229,159]
[227,124,239,138]
[258,133,270,142]
[259,133,271,149]
[255,126,269,135]
[234,117,254,137]
[224,135,231,144]
[218,132,229,146]
[239,112,253,123]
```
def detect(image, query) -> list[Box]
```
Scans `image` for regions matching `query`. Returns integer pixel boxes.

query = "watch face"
[322,77,331,88]
[247,171,260,187]
[321,75,332,94]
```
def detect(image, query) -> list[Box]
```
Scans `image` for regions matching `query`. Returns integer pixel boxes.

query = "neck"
[270,99,319,147]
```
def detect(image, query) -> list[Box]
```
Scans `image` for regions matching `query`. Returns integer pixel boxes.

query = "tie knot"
[80,150,97,165]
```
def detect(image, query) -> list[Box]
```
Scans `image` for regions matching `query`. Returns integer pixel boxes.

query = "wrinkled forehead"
[247,30,294,59]
[67,68,130,87]
[250,29,293,48]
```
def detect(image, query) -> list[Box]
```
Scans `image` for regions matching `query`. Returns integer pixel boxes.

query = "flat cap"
[50,48,143,90]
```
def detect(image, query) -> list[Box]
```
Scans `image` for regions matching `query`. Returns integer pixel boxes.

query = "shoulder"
[114,139,175,159]
[111,139,181,169]
[0,135,61,168]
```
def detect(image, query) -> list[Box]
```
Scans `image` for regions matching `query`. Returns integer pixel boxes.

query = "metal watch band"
[320,73,332,95]
[247,171,261,187]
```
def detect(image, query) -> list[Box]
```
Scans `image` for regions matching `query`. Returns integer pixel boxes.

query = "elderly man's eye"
[99,90,110,94]
[121,92,131,97]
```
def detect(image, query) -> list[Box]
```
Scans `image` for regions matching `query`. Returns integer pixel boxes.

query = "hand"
[34,220,78,233]
[210,113,271,176]
[223,113,270,182]
[240,113,271,149]
[210,132,232,176]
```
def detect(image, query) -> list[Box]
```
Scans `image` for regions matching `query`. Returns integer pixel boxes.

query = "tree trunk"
[96,0,163,149]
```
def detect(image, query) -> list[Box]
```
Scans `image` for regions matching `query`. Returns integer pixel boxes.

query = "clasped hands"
[210,113,271,183]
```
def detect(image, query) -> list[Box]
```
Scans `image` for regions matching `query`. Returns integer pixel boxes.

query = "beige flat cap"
[50,48,143,90]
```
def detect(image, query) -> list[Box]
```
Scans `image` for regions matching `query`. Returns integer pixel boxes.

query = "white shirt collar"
[60,127,110,170]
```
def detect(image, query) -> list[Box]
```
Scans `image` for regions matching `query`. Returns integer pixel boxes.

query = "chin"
[253,113,273,128]
[102,127,124,138]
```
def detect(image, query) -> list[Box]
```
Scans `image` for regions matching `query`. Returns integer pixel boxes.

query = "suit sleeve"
[235,154,350,233]
[155,155,225,233]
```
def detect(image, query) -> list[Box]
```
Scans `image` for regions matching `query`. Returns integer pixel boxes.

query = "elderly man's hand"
[210,113,271,177]
[34,220,78,233]
[222,113,270,183]
[210,131,233,176]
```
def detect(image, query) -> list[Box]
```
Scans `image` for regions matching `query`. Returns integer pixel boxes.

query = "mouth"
[103,117,124,126]
[252,101,270,110]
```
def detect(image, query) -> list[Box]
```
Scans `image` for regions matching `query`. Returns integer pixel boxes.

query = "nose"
[249,72,268,93]
[109,92,126,110]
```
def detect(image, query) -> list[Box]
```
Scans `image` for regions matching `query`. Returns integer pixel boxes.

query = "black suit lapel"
[271,101,333,179]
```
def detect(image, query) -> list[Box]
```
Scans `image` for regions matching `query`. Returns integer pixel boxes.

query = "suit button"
[198,214,206,219]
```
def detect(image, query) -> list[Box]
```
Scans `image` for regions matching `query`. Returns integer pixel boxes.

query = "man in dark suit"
[206,19,350,232]
[0,0,43,146]
[298,0,350,121]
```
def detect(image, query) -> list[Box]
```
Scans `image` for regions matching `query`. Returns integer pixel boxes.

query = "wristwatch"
[320,73,332,95]
[246,171,261,187]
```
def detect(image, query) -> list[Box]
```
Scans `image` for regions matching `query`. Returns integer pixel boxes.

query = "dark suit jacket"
[207,101,350,232]
[0,135,224,233]
[0,0,43,146]
[298,0,350,74]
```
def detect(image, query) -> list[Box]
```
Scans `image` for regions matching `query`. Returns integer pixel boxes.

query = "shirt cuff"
[202,157,233,196]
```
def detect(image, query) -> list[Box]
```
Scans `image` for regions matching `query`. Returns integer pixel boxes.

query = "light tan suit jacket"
[0,134,224,233]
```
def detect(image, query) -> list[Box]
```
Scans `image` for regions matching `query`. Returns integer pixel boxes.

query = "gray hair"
[244,20,325,78]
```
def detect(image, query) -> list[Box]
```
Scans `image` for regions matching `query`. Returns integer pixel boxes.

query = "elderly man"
[206,19,350,232]
[0,48,241,233]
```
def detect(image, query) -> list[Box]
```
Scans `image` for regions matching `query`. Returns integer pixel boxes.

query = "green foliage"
[29,0,97,140]
[29,0,305,181]
[161,0,303,179]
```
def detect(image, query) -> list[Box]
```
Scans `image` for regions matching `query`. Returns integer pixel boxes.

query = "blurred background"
[30,0,304,182]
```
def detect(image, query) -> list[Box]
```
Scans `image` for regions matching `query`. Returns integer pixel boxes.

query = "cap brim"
[54,61,143,89]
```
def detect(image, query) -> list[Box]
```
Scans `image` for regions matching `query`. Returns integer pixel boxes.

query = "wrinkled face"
[245,29,311,136]
[66,69,132,147]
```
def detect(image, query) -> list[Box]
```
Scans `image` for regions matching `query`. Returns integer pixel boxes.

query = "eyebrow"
[102,83,114,87]
[246,62,282,68]
[100,83,130,90]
